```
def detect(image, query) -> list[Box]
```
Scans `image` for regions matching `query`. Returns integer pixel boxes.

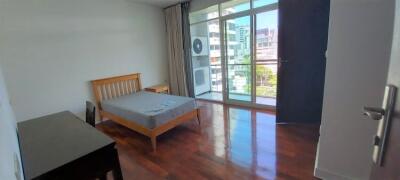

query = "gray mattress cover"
[101,91,197,129]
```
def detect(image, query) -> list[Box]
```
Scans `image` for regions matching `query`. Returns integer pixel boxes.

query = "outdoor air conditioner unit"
[193,66,211,95]
[191,37,209,56]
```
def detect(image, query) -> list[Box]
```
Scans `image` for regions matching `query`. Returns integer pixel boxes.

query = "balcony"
[197,92,276,106]
[196,60,277,107]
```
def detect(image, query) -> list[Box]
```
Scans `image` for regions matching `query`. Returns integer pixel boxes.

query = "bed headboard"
[91,73,142,110]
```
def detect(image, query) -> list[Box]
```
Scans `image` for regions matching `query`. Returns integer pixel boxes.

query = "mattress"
[101,91,197,129]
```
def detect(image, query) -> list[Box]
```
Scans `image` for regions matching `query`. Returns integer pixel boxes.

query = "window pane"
[221,0,250,16]
[228,64,252,101]
[256,10,278,60]
[207,19,222,92]
[253,0,278,8]
[255,10,278,106]
[225,16,251,65]
[225,15,251,101]
[191,20,222,96]
[189,4,219,24]
[256,63,277,100]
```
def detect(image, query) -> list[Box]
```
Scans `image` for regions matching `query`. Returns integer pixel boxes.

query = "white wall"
[0,64,24,180]
[0,0,168,121]
[315,0,395,179]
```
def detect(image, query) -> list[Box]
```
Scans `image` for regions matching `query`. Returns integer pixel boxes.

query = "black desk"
[18,111,123,180]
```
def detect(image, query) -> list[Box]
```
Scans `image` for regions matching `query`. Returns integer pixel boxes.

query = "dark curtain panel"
[181,2,195,97]
[276,0,330,123]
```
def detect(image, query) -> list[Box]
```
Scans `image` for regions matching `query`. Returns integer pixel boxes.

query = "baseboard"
[314,167,353,180]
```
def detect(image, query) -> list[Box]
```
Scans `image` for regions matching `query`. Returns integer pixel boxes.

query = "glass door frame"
[221,14,254,106]
[219,2,279,109]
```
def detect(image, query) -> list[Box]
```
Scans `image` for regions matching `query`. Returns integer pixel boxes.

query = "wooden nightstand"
[145,84,170,94]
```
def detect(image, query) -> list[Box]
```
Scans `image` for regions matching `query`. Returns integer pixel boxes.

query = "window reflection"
[228,108,253,168]
[256,112,276,178]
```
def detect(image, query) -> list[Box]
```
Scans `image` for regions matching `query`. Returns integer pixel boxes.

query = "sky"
[231,0,278,30]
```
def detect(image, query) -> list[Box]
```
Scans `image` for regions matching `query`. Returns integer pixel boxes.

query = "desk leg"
[111,148,123,180]
[99,174,107,180]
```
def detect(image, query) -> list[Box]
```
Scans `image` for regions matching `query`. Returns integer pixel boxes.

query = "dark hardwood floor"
[96,100,320,180]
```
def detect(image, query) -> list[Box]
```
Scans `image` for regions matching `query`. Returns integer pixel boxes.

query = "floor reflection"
[225,107,277,179]
[255,112,277,178]
[199,101,319,179]
[228,108,254,168]
[97,100,319,180]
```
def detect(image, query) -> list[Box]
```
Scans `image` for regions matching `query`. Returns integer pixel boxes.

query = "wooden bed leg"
[151,136,157,152]
[196,108,201,126]
[98,111,104,122]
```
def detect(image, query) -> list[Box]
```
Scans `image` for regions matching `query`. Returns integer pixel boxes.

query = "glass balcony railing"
[208,60,278,99]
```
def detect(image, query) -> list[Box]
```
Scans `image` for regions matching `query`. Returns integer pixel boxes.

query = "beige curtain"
[165,4,188,96]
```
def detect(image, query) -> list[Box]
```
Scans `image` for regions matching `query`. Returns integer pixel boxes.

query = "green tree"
[232,55,277,97]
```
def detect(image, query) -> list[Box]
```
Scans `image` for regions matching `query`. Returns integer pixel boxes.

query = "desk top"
[18,111,114,179]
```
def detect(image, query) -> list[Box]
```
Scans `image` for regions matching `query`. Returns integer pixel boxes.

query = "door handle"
[278,58,288,63]
[364,85,397,166]
[363,107,385,120]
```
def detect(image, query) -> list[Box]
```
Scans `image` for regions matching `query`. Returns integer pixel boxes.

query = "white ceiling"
[129,0,188,8]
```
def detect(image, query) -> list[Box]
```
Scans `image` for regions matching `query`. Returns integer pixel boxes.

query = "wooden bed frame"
[91,73,200,151]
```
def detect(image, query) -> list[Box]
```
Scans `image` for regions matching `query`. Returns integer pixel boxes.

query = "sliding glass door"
[223,15,253,103]
[254,10,278,106]
[190,0,278,108]
[221,10,277,107]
